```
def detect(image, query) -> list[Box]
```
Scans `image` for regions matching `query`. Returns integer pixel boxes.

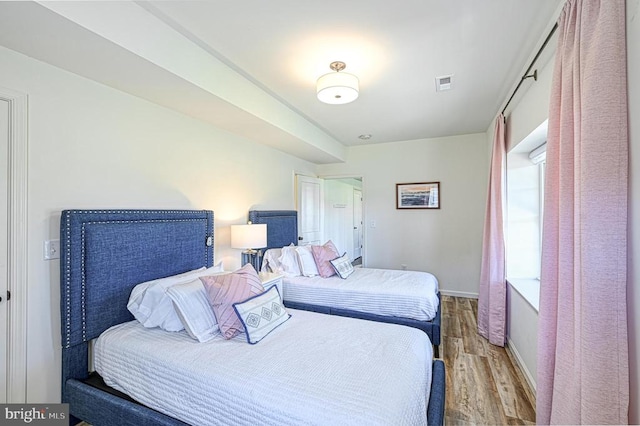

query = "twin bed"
[60,209,445,426]
[248,210,442,357]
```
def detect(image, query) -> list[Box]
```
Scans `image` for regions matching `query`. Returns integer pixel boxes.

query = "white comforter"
[95,309,432,426]
[283,268,440,321]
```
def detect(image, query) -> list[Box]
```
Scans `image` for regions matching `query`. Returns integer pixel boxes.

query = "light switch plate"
[44,239,60,260]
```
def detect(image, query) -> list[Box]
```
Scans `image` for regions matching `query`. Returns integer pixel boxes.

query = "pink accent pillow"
[200,264,264,339]
[311,241,340,278]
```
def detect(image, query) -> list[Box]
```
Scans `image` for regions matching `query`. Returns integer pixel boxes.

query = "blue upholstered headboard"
[60,209,214,350]
[59,209,213,417]
[248,210,298,250]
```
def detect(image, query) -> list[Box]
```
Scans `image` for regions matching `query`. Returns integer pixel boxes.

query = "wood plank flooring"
[442,295,536,425]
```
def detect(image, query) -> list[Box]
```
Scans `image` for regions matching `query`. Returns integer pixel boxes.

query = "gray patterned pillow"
[233,286,291,344]
[330,253,355,279]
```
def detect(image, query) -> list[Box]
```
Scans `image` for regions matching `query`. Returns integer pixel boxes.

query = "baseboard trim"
[439,289,478,299]
[506,337,537,398]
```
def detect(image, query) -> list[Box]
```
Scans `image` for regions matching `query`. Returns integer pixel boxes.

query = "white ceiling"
[0,0,561,163]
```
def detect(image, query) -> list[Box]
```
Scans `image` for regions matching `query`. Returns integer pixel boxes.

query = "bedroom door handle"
[298,236,303,240]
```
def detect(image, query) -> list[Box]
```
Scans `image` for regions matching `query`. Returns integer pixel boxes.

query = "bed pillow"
[311,240,340,278]
[295,245,319,277]
[233,286,291,344]
[127,262,224,331]
[279,244,302,277]
[260,248,282,273]
[166,276,226,342]
[201,264,265,339]
[330,253,355,279]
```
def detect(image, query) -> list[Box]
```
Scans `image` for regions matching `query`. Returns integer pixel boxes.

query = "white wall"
[627,0,640,423]
[506,285,538,392]
[505,55,554,152]
[318,134,489,297]
[0,45,317,403]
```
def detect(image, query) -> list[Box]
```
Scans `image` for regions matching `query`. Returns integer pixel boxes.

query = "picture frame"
[396,182,440,209]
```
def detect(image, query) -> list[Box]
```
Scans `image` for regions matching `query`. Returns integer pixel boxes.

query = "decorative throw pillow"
[200,264,264,339]
[295,245,319,277]
[311,240,340,278]
[233,286,291,344]
[330,253,355,279]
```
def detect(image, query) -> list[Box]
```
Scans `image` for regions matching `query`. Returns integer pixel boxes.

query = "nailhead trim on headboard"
[61,210,213,349]
[64,210,72,349]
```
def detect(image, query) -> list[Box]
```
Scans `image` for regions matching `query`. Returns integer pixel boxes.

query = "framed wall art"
[396,182,440,209]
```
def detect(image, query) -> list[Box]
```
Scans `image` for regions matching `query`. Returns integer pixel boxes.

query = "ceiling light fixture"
[317,61,359,105]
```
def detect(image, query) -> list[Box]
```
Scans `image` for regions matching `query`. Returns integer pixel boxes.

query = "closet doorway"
[296,174,365,265]
[321,176,364,266]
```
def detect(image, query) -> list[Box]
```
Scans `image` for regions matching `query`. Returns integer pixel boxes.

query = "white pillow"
[295,245,319,277]
[279,245,302,277]
[127,266,205,329]
[127,261,224,331]
[167,277,224,342]
[233,286,291,344]
[261,248,282,273]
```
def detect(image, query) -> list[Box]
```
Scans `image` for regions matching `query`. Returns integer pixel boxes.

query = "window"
[505,123,547,311]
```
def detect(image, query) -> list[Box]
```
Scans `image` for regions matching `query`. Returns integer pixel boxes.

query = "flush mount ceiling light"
[317,61,359,105]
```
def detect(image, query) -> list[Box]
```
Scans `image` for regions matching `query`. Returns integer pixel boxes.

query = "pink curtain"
[537,1,629,424]
[478,114,506,347]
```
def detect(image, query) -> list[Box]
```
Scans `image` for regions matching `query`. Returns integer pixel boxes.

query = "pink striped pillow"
[311,240,340,278]
[200,264,264,339]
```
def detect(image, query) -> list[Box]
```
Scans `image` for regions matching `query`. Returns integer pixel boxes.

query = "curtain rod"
[501,22,559,117]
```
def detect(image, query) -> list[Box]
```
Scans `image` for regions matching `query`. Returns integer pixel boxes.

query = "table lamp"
[230,222,267,270]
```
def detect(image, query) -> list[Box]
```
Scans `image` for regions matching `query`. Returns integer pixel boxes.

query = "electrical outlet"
[401,264,407,270]
[44,239,60,260]
[370,220,376,228]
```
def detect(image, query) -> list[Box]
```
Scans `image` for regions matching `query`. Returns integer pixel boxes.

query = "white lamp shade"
[231,224,267,249]
[317,72,359,104]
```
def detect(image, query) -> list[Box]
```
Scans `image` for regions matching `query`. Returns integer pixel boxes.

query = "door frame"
[0,86,28,403]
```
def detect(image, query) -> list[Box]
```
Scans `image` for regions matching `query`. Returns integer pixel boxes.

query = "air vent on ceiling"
[435,75,453,92]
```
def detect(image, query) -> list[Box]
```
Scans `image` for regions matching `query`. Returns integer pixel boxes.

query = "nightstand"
[259,272,284,300]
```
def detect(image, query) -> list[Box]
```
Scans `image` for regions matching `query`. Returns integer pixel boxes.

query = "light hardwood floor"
[442,295,536,425]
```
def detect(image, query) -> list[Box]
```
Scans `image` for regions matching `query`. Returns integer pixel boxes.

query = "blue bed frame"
[60,209,444,426]
[249,209,442,358]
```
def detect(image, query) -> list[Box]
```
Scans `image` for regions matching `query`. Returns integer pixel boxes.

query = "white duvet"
[94,309,432,426]
[283,268,440,321]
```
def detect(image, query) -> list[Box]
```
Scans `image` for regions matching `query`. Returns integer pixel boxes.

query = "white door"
[0,99,9,403]
[296,175,323,245]
[353,189,363,260]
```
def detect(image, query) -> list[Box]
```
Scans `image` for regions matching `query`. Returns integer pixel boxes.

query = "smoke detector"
[435,75,453,92]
